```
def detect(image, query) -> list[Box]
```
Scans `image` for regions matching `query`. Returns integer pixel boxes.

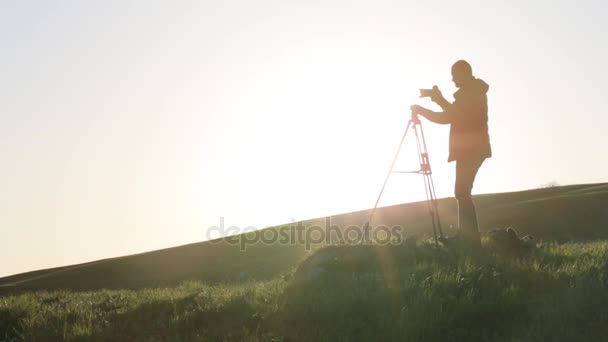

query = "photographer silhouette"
[411,60,491,248]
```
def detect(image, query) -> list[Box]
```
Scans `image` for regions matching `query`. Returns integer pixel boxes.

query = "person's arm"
[431,92,452,112]
[421,110,452,124]
[410,105,454,125]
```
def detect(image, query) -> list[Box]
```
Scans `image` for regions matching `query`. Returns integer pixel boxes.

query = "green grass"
[1,183,608,341]
[2,242,608,341]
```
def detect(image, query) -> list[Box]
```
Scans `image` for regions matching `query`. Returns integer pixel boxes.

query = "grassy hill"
[1,183,607,341]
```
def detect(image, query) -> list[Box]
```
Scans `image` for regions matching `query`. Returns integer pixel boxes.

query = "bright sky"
[1,0,607,277]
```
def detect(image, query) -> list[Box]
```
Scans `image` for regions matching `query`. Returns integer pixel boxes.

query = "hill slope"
[1,183,607,295]
[1,183,607,341]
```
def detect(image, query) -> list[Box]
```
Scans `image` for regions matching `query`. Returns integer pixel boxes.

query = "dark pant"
[455,158,485,247]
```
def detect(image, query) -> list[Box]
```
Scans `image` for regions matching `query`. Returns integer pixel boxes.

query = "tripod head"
[410,110,422,125]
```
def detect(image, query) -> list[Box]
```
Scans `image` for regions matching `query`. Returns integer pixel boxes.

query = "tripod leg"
[415,122,444,246]
[411,124,435,246]
[427,177,444,238]
[418,123,444,239]
[364,120,414,232]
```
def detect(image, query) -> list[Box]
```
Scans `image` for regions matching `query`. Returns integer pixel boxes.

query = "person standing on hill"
[410,60,492,249]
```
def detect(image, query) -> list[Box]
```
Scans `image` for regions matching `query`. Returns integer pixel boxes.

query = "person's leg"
[454,158,485,248]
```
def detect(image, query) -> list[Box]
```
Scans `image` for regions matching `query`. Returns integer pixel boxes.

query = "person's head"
[451,60,474,88]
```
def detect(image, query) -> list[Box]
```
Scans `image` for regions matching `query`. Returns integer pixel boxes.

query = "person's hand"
[410,104,429,122]
[410,104,429,115]
[429,86,444,103]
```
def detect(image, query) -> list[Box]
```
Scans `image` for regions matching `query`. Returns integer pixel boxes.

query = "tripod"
[364,112,444,246]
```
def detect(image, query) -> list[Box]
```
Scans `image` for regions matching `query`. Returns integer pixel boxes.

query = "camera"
[419,86,439,98]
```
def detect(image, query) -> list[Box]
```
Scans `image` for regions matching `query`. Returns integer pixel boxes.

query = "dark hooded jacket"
[444,78,492,162]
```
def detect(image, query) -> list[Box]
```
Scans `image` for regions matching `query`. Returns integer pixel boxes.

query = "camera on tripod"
[419,86,440,98]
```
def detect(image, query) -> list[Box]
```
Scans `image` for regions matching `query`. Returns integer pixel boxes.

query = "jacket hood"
[469,78,489,94]
[454,77,489,98]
